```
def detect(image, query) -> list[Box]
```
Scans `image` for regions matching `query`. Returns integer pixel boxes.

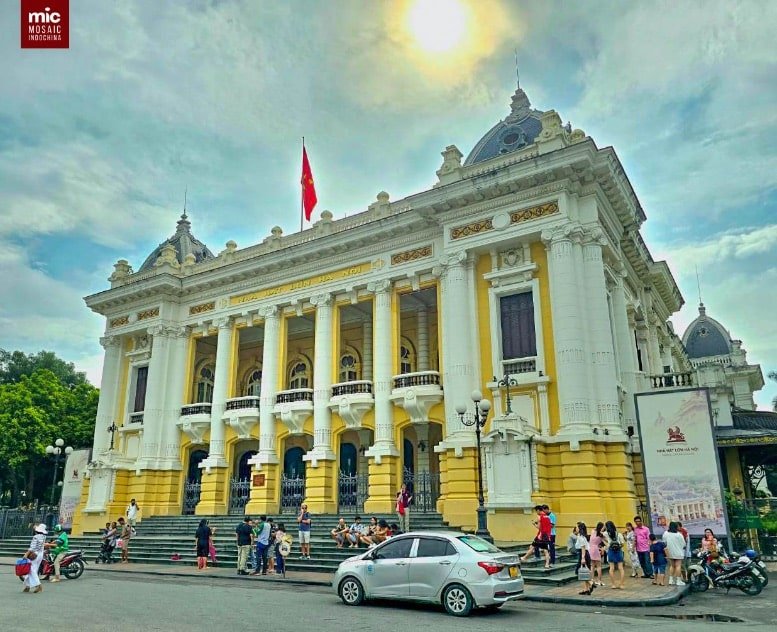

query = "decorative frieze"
[451,201,559,240]
[390,244,433,266]
[109,315,129,328]
[189,301,215,316]
[137,307,160,321]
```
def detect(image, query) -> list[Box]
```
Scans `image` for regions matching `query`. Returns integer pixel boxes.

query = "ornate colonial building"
[74,81,765,540]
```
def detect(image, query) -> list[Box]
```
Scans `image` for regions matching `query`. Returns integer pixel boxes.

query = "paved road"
[1,570,774,631]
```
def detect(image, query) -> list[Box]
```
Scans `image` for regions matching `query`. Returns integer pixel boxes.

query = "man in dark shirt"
[235,516,253,575]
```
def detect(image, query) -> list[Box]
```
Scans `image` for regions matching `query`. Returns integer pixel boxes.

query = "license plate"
[509,566,518,578]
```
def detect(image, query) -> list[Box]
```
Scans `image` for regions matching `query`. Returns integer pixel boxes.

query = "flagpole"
[300,136,304,233]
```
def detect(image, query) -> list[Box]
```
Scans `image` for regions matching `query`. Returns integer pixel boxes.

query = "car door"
[364,537,415,599]
[407,537,459,599]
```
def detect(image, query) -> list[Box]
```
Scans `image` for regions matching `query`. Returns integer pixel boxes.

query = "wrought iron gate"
[229,477,251,515]
[403,468,440,513]
[280,474,305,514]
[337,471,368,514]
[182,480,201,515]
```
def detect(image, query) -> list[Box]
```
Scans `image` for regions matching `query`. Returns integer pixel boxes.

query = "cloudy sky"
[1,0,775,409]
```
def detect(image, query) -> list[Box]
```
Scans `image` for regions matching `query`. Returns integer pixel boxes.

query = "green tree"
[0,355,98,506]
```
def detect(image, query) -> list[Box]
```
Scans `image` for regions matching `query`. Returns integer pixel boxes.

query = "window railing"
[502,357,537,374]
[225,396,260,411]
[128,411,144,425]
[332,381,373,397]
[650,372,694,389]
[393,371,441,389]
[181,403,212,416]
[275,388,314,404]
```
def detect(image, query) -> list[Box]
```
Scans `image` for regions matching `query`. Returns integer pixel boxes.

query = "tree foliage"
[0,350,98,506]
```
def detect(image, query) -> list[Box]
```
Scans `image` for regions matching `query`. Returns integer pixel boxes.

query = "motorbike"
[688,550,762,596]
[730,549,769,587]
[19,550,86,582]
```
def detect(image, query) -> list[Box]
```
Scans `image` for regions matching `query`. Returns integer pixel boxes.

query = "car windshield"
[457,535,501,554]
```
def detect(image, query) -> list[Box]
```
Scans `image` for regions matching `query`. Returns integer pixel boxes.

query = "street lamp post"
[494,373,518,414]
[456,390,493,542]
[45,438,73,506]
[107,421,118,451]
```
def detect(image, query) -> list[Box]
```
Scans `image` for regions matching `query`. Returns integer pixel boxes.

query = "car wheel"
[338,577,365,606]
[442,584,474,617]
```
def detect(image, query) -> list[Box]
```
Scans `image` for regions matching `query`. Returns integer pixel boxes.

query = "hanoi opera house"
[74,82,766,540]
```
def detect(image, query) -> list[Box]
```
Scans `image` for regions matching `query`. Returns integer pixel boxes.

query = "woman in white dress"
[625,522,641,577]
[23,523,47,593]
[662,521,687,586]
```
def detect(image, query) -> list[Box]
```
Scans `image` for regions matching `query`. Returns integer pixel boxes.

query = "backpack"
[608,533,622,552]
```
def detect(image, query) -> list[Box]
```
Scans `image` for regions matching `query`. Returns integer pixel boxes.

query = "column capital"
[367,278,392,294]
[541,223,584,247]
[214,316,232,330]
[258,304,279,320]
[147,324,170,338]
[310,292,333,307]
[172,325,190,338]
[99,335,121,349]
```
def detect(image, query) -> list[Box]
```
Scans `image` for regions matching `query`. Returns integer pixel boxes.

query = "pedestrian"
[700,528,718,553]
[22,523,47,593]
[44,524,69,583]
[117,517,131,563]
[396,483,412,533]
[235,516,253,575]
[567,524,579,570]
[650,533,667,586]
[372,519,390,544]
[662,521,687,586]
[589,521,605,586]
[267,518,276,574]
[520,505,551,569]
[195,519,211,570]
[126,498,141,528]
[347,516,364,548]
[625,522,640,577]
[603,521,625,589]
[252,515,271,575]
[543,504,557,566]
[296,503,312,560]
[208,525,218,567]
[633,515,653,578]
[576,522,594,595]
[330,517,349,548]
[677,521,691,581]
[275,522,291,578]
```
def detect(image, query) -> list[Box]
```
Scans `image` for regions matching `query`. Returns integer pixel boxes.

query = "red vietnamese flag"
[301,145,317,222]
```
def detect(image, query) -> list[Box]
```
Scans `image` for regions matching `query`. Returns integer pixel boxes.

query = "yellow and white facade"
[74,82,692,541]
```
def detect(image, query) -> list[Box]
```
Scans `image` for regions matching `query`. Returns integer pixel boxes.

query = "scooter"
[19,550,86,582]
[688,550,762,596]
[730,549,769,587]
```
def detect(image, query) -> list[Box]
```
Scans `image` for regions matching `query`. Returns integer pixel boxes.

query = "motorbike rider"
[44,524,69,583]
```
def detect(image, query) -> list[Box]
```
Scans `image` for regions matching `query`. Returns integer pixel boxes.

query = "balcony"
[391,371,443,424]
[502,357,537,376]
[273,388,314,435]
[224,396,260,439]
[330,381,374,430]
[177,403,212,445]
[650,372,694,389]
[128,411,144,425]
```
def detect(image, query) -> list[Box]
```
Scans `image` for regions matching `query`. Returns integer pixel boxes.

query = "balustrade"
[393,371,441,389]
[275,389,314,404]
[650,372,694,389]
[331,381,373,397]
[502,357,537,375]
[181,403,212,416]
[225,396,260,411]
[128,412,144,425]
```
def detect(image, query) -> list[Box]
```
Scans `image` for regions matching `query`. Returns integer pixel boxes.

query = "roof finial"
[182,186,188,220]
[695,265,703,307]
[514,47,520,87]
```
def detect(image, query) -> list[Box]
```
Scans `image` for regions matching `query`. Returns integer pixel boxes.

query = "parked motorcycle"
[688,550,762,596]
[19,550,86,582]
[730,549,769,587]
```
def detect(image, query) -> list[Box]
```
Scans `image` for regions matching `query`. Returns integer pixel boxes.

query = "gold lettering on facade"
[230,263,370,306]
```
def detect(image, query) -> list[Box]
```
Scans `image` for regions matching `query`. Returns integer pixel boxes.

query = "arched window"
[196,364,215,403]
[245,368,262,397]
[288,357,311,389]
[400,337,416,374]
[339,346,361,382]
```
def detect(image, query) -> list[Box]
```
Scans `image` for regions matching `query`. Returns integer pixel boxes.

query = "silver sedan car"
[334,531,524,616]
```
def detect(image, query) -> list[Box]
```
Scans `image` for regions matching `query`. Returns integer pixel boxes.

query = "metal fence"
[727,497,777,559]
[402,468,440,513]
[228,478,251,515]
[338,472,368,514]
[0,507,60,539]
[182,481,201,515]
[280,474,305,514]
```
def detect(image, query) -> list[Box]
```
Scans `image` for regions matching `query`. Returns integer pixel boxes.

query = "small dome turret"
[682,303,733,359]
[138,212,215,272]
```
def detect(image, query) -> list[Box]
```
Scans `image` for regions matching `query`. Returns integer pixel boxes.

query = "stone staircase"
[0,514,586,584]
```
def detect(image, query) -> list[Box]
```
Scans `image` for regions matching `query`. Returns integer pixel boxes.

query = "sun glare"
[407,0,468,53]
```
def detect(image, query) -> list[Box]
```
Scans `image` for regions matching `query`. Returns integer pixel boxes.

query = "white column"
[582,231,622,433]
[307,293,336,461]
[542,227,590,433]
[417,307,430,372]
[612,273,639,429]
[93,335,124,455]
[366,279,399,458]
[140,325,173,466]
[160,327,189,466]
[437,251,476,438]
[361,318,373,381]
[256,306,280,464]
[203,317,232,467]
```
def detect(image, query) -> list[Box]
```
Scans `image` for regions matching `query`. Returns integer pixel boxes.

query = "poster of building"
[58,449,91,530]
[634,388,728,537]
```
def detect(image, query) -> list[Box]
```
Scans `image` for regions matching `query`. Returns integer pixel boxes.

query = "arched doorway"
[340,443,357,476]
[403,438,415,480]
[187,450,208,482]
[284,447,306,478]
[228,448,257,515]
[183,449,207,515]
[281,444,307,514]
[237,450,257,480]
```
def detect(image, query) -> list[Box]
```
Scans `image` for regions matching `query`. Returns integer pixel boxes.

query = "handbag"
[116,538,124,549]
[577,566,592,582]
[15,559,32,576]
[24,550,36,560]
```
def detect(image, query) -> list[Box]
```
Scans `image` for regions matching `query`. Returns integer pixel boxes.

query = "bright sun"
[407,0,468,53]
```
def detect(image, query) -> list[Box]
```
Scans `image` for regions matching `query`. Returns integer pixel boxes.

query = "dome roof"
[138,213,215,272]
[463,83,548,166]
[681,303,732,359]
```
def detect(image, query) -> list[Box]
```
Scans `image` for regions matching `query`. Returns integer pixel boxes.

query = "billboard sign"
[634,388,728,537]
[58,449,90,530]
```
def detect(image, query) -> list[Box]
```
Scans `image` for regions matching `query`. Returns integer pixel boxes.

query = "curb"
[523,583,690,607]
[0,560,332,588]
